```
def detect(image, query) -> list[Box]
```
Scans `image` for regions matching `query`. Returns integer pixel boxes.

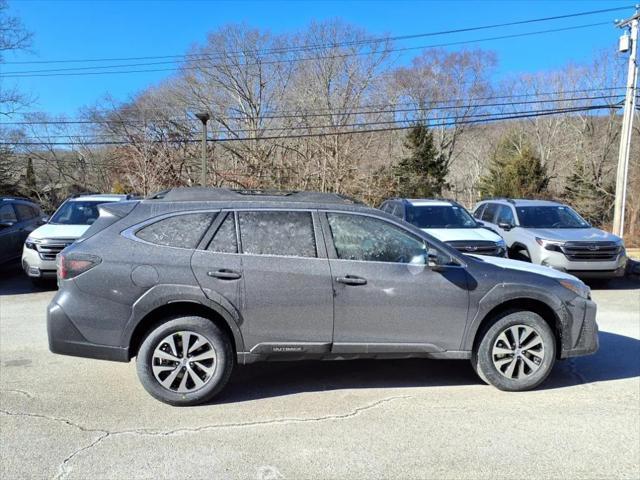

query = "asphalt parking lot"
[1,264,639,480]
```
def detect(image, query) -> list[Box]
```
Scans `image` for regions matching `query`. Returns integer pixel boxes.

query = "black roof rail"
[146,187,363,205]
[1,196,35,203]
[393,197,469,209]
[70,191,101,198]
[480,197,516,204]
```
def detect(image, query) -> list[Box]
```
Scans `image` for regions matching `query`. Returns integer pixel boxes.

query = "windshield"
[516,206,590,229]
[406,205,478,229]
[49,201,114,225]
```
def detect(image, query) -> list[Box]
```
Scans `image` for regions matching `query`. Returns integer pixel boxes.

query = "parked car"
[380,198,507,257]
[472,198,627,279]
[0,197,46,267]
[48,187,598,405]
[22,193,133,284]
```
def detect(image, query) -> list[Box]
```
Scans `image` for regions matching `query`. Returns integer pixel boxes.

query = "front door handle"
[207,269,242,280]
[336,275,367,286]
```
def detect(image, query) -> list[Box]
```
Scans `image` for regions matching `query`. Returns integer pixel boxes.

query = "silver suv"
[473,199,627,279]
[48,188,598,405]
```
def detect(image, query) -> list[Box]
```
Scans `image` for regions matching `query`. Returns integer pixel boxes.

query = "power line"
[2,103,620,146]
[7,95,623,139]
[2,22,611,78]
[2,87,625,125]
[4,5,632,66]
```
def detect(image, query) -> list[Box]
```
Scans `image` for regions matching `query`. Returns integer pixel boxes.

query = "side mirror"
[41,215,49,223]
[498,222,514,231]
[427,248,446,272]
[0,220,15,229]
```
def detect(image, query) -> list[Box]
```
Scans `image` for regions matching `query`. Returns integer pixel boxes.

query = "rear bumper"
[560,297,599,358]
[47,302,129,362]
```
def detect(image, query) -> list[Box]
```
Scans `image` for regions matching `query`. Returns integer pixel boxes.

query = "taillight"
[57,253,101,280]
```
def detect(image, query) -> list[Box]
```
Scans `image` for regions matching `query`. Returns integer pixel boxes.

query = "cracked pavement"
[1,269,639,479]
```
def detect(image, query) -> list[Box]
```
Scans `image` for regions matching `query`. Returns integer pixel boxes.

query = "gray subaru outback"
[47,188,598,405]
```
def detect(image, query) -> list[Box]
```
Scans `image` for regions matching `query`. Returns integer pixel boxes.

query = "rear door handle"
[336,275,367,286]
[207,269,242,280]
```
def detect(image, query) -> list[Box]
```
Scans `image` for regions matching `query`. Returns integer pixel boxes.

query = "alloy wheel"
[151,331,217,393]
[491,324,545,380]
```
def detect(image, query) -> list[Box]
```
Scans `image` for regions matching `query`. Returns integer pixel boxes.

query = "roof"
[405,199,455,207]
[479,198,562,207]
[68,194,131,202]
[147,187,363,205]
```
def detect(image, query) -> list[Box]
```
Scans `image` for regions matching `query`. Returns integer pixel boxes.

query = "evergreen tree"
[563,162,614,226]
[25,157,36,193]
[394,124,449,198]
[478,134,549,199]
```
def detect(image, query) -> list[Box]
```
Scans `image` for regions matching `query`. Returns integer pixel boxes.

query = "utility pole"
[195,113,210,187]
[612,7,639,237]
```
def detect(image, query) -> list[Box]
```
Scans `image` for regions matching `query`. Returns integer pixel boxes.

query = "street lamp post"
[195,113,210,187]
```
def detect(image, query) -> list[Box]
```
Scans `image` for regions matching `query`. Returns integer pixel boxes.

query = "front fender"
[461,282,570,351]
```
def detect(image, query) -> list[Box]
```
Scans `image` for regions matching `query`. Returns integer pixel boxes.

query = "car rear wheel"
[472,311,555,391]
[136,316,234,406]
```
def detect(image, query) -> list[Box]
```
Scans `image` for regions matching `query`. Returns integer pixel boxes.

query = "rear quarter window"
[136,213,215,248]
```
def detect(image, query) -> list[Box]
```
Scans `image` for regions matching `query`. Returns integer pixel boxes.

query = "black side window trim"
[201,211,239,253]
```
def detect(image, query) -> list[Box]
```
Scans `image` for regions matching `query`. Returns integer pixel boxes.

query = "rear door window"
[495,205,515,225]
[136,212,215,248]
[481,203,499,223]
[390,203,404,219]
[0,204,17,223]
[207,213,238,253]
[15,204,35,221]
[238,211,317,258]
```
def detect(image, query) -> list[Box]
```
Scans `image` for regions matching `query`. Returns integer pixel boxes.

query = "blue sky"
[2,0,634,116]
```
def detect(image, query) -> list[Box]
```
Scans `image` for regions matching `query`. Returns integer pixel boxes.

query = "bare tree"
[392,49,497,170]
[0,0,33,116]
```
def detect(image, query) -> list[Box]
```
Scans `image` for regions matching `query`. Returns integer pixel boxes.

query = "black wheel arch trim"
[122,284,245,357]
[462,283,577,356]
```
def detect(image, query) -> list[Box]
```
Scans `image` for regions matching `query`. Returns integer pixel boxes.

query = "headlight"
[558,278,590,299]
[495,239,508,257]
[536,237,564,252]
[24,237,38,250]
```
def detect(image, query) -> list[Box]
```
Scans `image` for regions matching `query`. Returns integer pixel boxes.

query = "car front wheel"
[136,316,234,406]
[472,311,556,391]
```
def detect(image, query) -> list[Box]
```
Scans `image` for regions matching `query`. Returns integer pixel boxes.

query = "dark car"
[0,197,46,266]
[47,188,598,405]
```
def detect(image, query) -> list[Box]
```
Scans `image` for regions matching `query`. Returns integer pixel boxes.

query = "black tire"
[136,316,234,406]
[30,277,50,288]
[509,247,531,263]
[472,311,556,391]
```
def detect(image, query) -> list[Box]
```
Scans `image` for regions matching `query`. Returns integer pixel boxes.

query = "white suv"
[379,198,507,257]
[22,194,131,283]
[472,199,627,279]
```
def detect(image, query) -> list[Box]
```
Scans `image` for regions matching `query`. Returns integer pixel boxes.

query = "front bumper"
[560,296,599,358]
[22,247,57,278]
[47,301,129,362]
[539,250,627,279]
